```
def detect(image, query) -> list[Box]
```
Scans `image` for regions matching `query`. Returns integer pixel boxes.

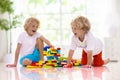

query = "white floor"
[0,61,120,80]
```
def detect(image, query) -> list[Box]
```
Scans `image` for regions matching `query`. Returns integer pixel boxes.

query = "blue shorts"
[20,48,40,66]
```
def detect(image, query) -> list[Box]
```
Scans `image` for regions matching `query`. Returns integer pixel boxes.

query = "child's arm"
[14,43,21,66]
[39,35,53,47]
[64,50,74,68]
[67,50,74,64]
[6,43,21,67]
[87,50,92,65]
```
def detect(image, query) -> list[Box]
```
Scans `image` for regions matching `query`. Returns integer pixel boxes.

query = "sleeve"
[36,32,42,38]
[17,33,23,44]
[70,36,77,50]
[85,32,95,51]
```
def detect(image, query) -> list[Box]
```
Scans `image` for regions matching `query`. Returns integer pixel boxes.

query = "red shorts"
[81,50,104,66]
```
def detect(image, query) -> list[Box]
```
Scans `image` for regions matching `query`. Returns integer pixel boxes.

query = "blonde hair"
[71,16,91,32]
[24,17,40,31]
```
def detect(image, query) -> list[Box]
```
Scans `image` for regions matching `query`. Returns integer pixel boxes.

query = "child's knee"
[93,60,104,66]
[36,38,44,48]
[36,38,43,43]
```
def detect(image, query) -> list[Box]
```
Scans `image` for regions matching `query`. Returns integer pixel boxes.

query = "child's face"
[72,26,85,37]
[27,21,39,36]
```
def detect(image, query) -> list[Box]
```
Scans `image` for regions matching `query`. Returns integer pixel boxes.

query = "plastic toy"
[26,46,82,68]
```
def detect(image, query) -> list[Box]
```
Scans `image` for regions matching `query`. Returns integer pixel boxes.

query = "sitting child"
[6,17,53,67]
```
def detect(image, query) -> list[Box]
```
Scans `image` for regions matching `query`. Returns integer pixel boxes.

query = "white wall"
[0,30,8,62]
[1,0,120,62]
[104,0,120,60]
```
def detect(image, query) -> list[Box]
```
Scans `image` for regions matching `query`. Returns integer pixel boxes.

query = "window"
[11,0,111,54]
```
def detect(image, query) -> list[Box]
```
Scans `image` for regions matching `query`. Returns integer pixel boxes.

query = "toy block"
[57,48,61,53]
[55,54,61,57]
[43,65,53,68]
[44,46,50,51]
[73,63,80,66]
[61,62,67,66]
[26,65,38,68]
[51,60,57,63]
[46,63,55,67]
[36,61,44,66]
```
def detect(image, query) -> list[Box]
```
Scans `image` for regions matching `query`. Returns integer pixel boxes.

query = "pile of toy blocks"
[26,46,81,68]
[43,46,67,68]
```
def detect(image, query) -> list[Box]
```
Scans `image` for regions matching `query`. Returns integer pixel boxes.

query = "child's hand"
[50,45,54,48]
[63,63,73,68]
[6,64,16,67]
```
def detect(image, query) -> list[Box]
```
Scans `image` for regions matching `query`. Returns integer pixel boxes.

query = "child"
[6,17,53,67]
[65,16,110,68]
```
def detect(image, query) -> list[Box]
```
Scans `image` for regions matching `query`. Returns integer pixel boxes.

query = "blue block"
[44,46,50,51]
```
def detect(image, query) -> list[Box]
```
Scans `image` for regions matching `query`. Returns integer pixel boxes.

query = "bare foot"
[22,59,32,65]
[104,58,110,65]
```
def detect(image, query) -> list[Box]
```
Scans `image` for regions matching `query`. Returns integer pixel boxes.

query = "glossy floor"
[0,61,120,80]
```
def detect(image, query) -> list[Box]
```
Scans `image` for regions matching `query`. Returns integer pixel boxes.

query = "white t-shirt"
[70,31,103,56]
[17,32,42,57]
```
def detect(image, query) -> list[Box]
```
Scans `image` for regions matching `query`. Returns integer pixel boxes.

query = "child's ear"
[82,28,88,33]
[85,29,89,33]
